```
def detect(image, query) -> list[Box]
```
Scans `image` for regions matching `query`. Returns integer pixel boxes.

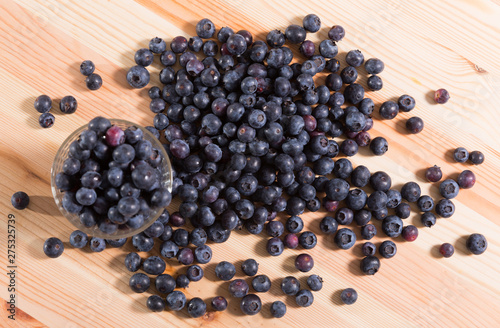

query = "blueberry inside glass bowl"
[51,118,172,239]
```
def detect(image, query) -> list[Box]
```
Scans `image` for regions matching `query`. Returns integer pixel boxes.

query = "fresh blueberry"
[43,237,64,258]
[417,195,434,212]
[457,170,476,189]
[364,58,384,74]
[466,233,487,255]
[240,294,262,315]
[89,237,106,252]
[328,25,345,41]
[296,289,314,307]
[211,296,228,311]
[434,88,450,104]
[425,165,443,182]
[439,179,459,199]
[69,230,88,248]
[166,291,186,311]
[270,300,287,318]
[360,256,380,275]
[125,252,142,272]
[335,228,356,249]
[129,273,150,293]
[402,225,419,242]
[126,65,150,89]
[398,94,415,112]
[307,275,323,291]
[285,24,307,44]
[60,95,78,114]
[362,242,376,256]
[379,240,397,258]
[215,261,236,281]
[85,73,102,90]
[11,191,30,210]
[340,288,358,305]
[382,215,403,237]
[469,151,485,165]
[421,212,437,227]
[281,276,301,295]
[80,60,95,76]
[34,95,52,113]
[367,75,383,91]
[147,295,165,312]
[395,202,411,219]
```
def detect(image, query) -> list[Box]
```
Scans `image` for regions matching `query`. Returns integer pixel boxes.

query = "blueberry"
[380,240,397,258]
[395,202,411,219]
[362,242,376,256]
[80,60,95,76]
[344,83,365,104]
[285,24,306,44]
[129,273,150,293]
[89,237,106,252]
[401,181,421,202]
[370,137,388,156]
[334,228,356,249]
[320,216,338,234]
[126,65,150,89]
[85,73,102,90]
[425,165,443,182]
[147,295,165,312]
[367,191,388,211]
[43,237,64,258]
[75,187,97,206]
[379,101,398,120]
[177,248,194,265]
[406,117,424,134]
[398,94,415,112]
[266,29,286,48]
[281,276,301,295]
[382,215,403,237]
[402,225,419,242]
[319,40,338,58]
[11,191,30,210]
[457,170,475,189]
[466,233,487,255]
[240,294,262,315]
[187,297,207,318]
[303,14,321,32]
[469,150,485,165]
[326,73,342,91]
[361,224,377,240]
[295,253,314,272]
[361,255,380,275]
[166,291,186,311]
[385,189,402,209]
[270,300,287,318]
[34,95,52,113]
[160,50,176,66]
[60,95,78,114]
[364,58,384,74]
[298,231,317,249]
[367,75,383,91]
[239,259,258,277]
[325,178,350,201]
[125,252,142,272]
[421,212,437,227]
[285,215,304,234]
[346,50,364,67]
[299,40,315,58]
[170,36,188,53]
[434,88,450,104]
[340,288,358,305]
[326,58,341,72]
[38,112,56,128]
[417,195,434,212]
[267,237,284,256]
[194,245,212,264]
[186,264,204,282]
[69,230,88,248]
[215,261,236,281]
[132,233,154,252]
[251,275,271,293]
[296,289,314,307]
[266,220,284,238]
[439,243,455,258]
[439,179,459,199]
[307,275,323,291]
[328,25,345,41]
[211,296,228,311]
[226,34,247,56]
[351,165,370,188]
[354,209,372,226]
[149,37,166,54]
[143,256,166,275]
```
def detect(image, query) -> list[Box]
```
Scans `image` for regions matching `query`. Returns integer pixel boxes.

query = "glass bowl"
[51,119,172,239]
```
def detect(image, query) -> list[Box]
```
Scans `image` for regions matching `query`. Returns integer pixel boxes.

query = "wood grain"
[1,0,500,327]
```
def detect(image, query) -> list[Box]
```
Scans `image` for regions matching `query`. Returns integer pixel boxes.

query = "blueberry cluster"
[35,13,491,317]
[80,60,103,91]
[34,94,79,128]
[54,116,172,235]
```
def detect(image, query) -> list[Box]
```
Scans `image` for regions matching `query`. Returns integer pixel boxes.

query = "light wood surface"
[1,0,500,327]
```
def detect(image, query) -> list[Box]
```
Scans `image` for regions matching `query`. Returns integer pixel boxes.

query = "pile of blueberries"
[22,13,488,319]
[53,116,172,239]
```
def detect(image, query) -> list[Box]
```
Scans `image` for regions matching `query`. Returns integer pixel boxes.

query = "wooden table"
[1,0,499,327]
